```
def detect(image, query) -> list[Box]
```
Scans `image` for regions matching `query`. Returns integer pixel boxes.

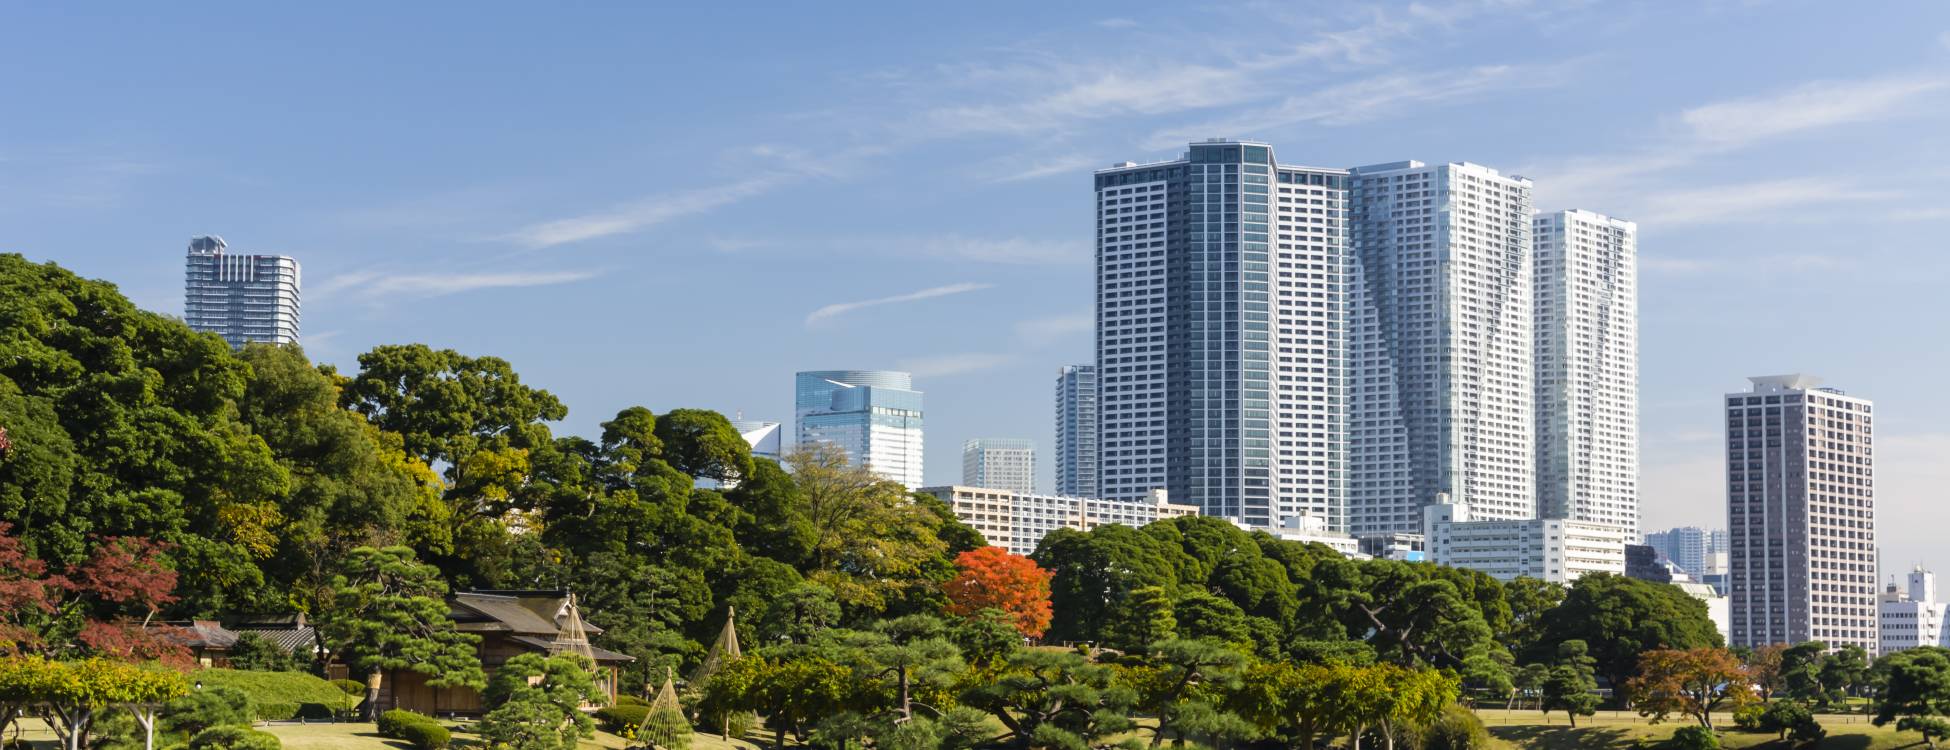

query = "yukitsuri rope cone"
[689,607,745,739]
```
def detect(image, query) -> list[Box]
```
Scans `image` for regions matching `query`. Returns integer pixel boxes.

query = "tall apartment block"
[794,370,924,487]
[1346,161,1535,536]
[183,235,301,347]
[1534,210,1639,533]
[1054,365,1100,498]
[1645,526,1730,577]
[1726,375,1877,654]
[1093,141,1348,529]
[963,439,1036,495]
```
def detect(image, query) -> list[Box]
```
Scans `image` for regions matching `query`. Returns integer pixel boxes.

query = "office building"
[183,235,301,347]
[1423,501,1629,583]
[1624,544,1672,583]
[1093,141,1349,530]
[1347,161,1535,536]
[795,371,924,487]
[963,439,1036,495]
[1534,210,1638,532]
[731,419,783,462]
[1645,526,1730,578]
[922,486,1198,556]
[1725,375,1877,654]
[1880,567,1949,653]
[1054,365,1100,498]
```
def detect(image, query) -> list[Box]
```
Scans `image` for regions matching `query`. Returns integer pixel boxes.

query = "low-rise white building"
[1880,567,1949,654]
[1422,501,1630,583]
[1261,514,1363,558]
[1674,579,1731,643]
[923,486,1198,556]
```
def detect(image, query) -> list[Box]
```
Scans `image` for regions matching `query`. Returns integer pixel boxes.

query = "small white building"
[1880,567,1949,654]
[923,486,1198,556]
[1252,514,1363,558]
[1674,579,1731,643]
[1422,500,1630,583]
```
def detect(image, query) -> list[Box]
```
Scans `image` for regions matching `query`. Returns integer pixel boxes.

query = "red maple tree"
[0,524,188,664]
[942,546,1054,639]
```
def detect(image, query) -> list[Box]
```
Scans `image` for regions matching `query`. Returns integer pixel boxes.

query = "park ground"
[0,712,1928,750]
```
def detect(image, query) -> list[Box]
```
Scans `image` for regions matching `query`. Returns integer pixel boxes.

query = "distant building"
[963,439,1036,495]
[795,371,924,487]
[922,485,1197,556]
[183,235,301,347]
[731,419,783,462]
[1625,544,1672,583]
[1674,580,1731,643]
[1644,527,1729,578]
[1423,500,1629,583]
[1358,533,1426,562]
[1534,210,1639,533]
[1053,365,1099,499]
[1263,514,1362,558]
[1880,567,1949,654]
[1725,375,1878,655]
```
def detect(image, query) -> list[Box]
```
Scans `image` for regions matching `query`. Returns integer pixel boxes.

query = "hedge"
[378,709,439,739]
[193,669,354,719]
[395,720,451,750]
[595,704,651,733]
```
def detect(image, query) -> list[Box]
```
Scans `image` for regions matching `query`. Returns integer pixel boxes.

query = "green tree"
[1340,561,1501,670]
[1822,644,1871,705]
[1501,577,1564,657]
[959,649,1137,750]
[1779,641,1829,705]
[1032,524,1179,644]
[1100,585,1175,653]
[652,408,754,484]
[1873,647,1950,749]
[786,444,954,618]
[224,632,301,673]
[480,653,604,750]
[319,546,485,718]
[1541,641,1600,728]
[1532,573,1721,705]
[1129,638,1254,749]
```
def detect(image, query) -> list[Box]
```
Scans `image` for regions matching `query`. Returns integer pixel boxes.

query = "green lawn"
[1479,709,1921,750]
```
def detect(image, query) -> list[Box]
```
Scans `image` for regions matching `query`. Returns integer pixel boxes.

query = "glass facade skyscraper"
[1535,210,1639,533]
[183,235,301,347]
[794,370,924,487]
[962,438,1035,495]
[1094,140,1348,529]
[1053,364,1099,498]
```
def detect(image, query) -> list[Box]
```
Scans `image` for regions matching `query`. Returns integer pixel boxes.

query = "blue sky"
[5,2,1950,576]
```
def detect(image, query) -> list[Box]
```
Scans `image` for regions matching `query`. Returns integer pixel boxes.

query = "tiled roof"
[508,635,634,663]
[232,626,321,655]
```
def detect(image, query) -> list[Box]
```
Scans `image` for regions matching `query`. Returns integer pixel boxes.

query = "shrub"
[395,720,452,750]
[595,704,651,733]
[1732,703,1766,732]
[330,679,366,698]
[1759,700,1816,740]
[227,633,303,673]
[614,694,650,707]
[1668,726,1719,750]
[1421,703,1491,750]
[187,725,283,750]
[378,709,440,739]
[162,687,254,738]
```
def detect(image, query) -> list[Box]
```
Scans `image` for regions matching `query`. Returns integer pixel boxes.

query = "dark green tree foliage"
[1532,573,1721,703]
[651,408,754,483]
[1779,641,1829,704]
[959,649,1138,750]
[721,459,817,567]
[1502,577,1565,657]
[1033,525,1179,643]
[948,608,1023,667]
[225,632,302,673]
[1874,646,1950,749]
[1139,638,1255,749]
[0,254,282,613]
[1339,560,1503,669]
[1541,640,1601,727]
[320,546,485,717]
[1822,644,1871,703]
[1100,586,1175,654]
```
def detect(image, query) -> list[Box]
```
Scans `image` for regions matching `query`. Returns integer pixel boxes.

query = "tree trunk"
[774,721,787,750]
[1566,712,1576,729]
[364,669,384,721]
[898,667,912,722]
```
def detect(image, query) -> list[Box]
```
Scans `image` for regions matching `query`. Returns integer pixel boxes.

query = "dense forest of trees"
[5,252,1950,750]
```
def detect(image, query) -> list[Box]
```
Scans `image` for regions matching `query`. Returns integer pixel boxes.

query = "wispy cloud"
[897,352,1017,378]
[1680,75,1948,147]
[804,282,992,326]
[1639,252,1850,276]
[314,269,598,301]
[985,154,1104,183]
[1534,71,1950,210]
[1631,178,1896,226]
[1014,312,1093,348]
[506,175,789,248]
[1146,62,1576,149]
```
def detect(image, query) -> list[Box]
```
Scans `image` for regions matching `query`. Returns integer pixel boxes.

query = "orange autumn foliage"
[943,546,1053,639]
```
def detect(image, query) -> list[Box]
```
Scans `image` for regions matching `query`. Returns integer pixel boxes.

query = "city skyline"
[7,3,1950,574]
